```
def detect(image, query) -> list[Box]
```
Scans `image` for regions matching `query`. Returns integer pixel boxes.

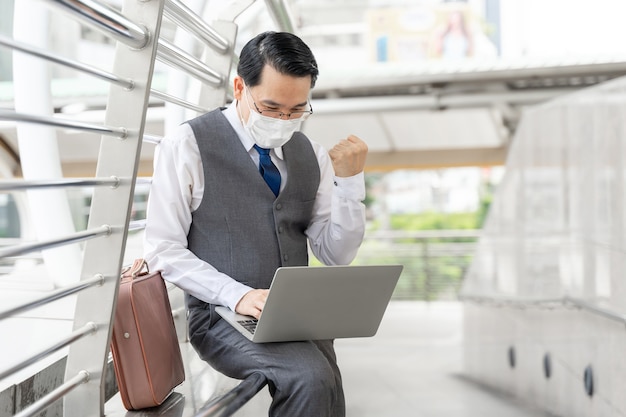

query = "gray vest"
[185,109,320,310]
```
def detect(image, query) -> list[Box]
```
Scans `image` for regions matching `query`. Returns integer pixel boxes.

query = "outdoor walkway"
[233,301,553,416]
[1,281,554,416]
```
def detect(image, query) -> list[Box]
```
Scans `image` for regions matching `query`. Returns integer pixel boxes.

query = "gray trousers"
[188,307,345,417]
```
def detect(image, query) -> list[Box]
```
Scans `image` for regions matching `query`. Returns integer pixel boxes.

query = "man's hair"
[237,31,319,88]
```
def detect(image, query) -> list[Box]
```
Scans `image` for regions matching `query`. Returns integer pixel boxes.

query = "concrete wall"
[462,76,626,416]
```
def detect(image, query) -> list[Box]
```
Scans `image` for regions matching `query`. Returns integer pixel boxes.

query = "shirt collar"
[222,101,285,160]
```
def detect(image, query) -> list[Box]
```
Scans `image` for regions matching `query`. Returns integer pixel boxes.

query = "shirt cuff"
[333,172,366,201]
[223,281,254,312]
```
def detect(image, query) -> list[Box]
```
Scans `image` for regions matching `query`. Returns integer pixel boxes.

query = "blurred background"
[2,0,625,302]
[2,1,626,416]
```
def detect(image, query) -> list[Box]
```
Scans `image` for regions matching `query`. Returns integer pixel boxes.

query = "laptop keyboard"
[238,319,258,334]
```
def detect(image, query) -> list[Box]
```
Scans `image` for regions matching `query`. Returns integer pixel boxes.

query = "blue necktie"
[253,144,281,197]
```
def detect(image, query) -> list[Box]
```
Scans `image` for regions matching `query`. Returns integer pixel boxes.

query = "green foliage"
[389,211,479,231]
[349,197,492,300]
[347,250,472,301]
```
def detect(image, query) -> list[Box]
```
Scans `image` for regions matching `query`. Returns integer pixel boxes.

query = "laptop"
[215,264,403,343]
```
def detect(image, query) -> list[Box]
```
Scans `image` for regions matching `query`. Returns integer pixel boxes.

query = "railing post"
[422,239,432,300]
[63,0,165,415]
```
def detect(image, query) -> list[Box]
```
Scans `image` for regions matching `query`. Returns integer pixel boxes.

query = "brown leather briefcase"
[111,259,185,410]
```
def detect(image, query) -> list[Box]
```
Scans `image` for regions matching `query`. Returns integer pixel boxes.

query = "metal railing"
[1,0,163,414]
[353,229,480,301]
[0,0,295,415]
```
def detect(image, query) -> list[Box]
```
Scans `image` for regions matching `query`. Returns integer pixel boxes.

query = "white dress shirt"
[144,101,366,311]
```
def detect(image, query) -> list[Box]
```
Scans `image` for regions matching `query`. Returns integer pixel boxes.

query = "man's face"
[234,64,312,123]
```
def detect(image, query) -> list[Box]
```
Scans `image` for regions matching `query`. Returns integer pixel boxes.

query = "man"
[144,31,368,416]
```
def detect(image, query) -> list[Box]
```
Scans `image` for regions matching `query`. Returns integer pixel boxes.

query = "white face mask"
[241,88,305,149]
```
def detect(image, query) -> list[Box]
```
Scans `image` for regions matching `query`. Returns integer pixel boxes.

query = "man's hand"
[328,135,368,177]
[235,289,269,319]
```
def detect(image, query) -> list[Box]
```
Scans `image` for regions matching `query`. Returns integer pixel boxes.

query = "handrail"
[151,89,209,113]
[128,219,146,232]
[460,293,626,325]
[13,370,90,417]
[157,39,224,87]
[0,322,97,381]
[143,133,163,144]
[0,34,134,89]
[0,225,111,258]
[41,0,149,50]
[0,177,149,191]
[0,275,104,321]
[164,0,230,54]
[0,109,127,138]
[367,229,481,239]
[0,177,121,191]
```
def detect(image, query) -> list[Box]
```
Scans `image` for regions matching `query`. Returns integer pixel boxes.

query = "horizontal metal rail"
[461,293,626,325]
[367,229,481,239]
[13,370,90,417]
[0,225,111,258]
[128,219,146,232]
[164,0,230,54]
[0,275,104,321]
[41,0,149,50]
[0,177,121,191]
[135,177,152,185]
[151,89,208,113]
[0,34,134,89]
[157,39,224,88]
[194,372,268,417]
[0,109,127,138]
[143,133,163,144]
[0,322,97,381]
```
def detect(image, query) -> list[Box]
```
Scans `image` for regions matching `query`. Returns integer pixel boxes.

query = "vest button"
[275,203,282,210]
[278,226,284,233]
[283,254,289,261]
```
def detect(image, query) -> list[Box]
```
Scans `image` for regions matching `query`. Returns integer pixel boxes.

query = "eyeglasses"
[246,88,313,120]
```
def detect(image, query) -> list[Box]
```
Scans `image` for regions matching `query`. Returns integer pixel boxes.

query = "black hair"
[237,31,319,88]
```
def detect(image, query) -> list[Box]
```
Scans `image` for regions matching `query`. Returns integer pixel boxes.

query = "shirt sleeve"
[143,123,252,311]
[306,142,367,265]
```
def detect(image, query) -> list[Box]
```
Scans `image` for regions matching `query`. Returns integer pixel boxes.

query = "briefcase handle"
[121,258,149,279]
